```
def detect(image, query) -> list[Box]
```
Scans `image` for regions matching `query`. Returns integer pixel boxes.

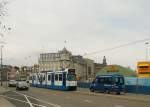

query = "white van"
[16,80,29,90]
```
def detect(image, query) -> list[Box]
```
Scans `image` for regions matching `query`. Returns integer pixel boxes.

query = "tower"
[102,56,107,66]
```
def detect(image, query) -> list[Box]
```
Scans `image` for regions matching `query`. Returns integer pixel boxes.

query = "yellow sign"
[137,62,150,77]
[107,65,119,72]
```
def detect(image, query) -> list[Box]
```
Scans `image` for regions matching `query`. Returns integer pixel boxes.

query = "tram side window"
[43,75,46,81]
[59,74,62,81]
[48,75,51,81]
[55,74,58,81]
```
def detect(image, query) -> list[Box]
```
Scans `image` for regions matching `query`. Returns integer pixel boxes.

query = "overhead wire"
[83,38,150,57]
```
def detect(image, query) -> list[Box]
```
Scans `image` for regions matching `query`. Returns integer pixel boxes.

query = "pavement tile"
[0,97,15,107]
[0,86,9,94]
[0,86,15,107]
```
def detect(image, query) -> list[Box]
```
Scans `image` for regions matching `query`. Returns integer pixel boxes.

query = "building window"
[52,54,54,58]
[88,66,92,75]
[55,54,58,57]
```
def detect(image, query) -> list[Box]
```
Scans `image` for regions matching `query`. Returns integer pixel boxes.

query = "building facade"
[38,48,107,82]
[7,66,19,80]
[0,66,20,81]
[1,65,12,81]
[39,47,72,71]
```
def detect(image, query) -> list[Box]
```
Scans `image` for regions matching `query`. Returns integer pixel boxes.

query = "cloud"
[2,0,150,69]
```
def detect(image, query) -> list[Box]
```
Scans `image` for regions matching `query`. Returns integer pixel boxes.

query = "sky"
[0,0,150,69]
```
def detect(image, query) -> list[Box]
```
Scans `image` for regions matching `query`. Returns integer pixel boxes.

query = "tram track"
[1,90,61,107]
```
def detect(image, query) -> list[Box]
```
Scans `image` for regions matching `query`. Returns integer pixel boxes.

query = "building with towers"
[38,47,73,71]
[94,56,108,76]
[38,48,107,82]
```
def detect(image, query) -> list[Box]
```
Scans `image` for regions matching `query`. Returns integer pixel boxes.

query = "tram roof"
[39,69,69,74]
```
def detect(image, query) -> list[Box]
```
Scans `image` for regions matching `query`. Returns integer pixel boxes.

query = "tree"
[0,0,8,17]
[0,0,10,35]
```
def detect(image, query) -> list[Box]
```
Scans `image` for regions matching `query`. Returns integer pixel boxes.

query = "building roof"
[59,47,71,54]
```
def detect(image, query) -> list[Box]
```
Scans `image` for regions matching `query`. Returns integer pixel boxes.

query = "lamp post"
[16,70,19,80]
[145,42,149,61]
[0,45,3,86]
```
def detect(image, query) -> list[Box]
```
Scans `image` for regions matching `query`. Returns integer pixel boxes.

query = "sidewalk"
[0,86,15,107]
[0,97,15,107]
[0,86,9,94]
[77,88,150,103]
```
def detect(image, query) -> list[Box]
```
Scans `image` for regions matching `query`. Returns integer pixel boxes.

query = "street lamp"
[16,70,19,80]
[0,45,4,86]
[145,42,149,61]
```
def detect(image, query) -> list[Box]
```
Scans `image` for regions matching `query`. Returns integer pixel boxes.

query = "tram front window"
[67,74,76,81]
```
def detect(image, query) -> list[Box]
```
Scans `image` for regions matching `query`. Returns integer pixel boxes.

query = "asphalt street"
[1,86,150,107]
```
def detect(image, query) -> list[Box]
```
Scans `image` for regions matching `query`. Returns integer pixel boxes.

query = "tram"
[32,69,77,91]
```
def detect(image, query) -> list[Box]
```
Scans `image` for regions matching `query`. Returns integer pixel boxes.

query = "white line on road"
[84,99,93,103]
[26,94,61,107]
[13,91,61,107]
[24,95,33,107]
[53,94,57,96]
[115,105,123,107]
[76,91,91,95]
[0,95,47,107]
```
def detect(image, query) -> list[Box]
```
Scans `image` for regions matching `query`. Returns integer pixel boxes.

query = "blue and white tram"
[32,69,77,91]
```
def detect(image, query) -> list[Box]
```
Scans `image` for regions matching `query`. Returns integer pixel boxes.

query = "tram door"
[51,73,54,86]
[63,72,66,86]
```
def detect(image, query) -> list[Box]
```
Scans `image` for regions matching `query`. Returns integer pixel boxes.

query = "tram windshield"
[67,74,76,81]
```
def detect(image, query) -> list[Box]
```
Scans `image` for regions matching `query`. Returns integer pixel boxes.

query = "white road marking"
[13,91,61,107]
[26,95,61,107]
[13,91,24,96]
[0,95,46,107]
[84,99,93,103]
[24,95,33,107]
[76,91,91,95]
[2,95,21,97]
[53,94,57,96]
[115,105,123,107]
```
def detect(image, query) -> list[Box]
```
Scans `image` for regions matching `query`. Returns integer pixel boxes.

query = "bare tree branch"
[0,0,11,36]
[0,0,8,17]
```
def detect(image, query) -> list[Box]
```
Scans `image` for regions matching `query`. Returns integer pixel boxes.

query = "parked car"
[8,80,17,87]
[16,80,29,90]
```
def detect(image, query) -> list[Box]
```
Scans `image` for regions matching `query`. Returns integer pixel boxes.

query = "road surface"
[1,86,150,107]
